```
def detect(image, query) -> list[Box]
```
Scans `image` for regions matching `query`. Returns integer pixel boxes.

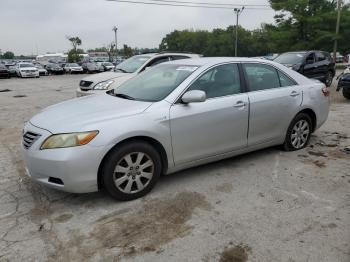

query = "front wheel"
[101,141,162,201]
[343,88,350,99]
[283,113,312,151]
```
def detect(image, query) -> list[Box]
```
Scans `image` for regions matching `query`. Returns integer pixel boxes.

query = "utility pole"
[112,26,118,62]
[333,0,342,63]
[234,6,244,57]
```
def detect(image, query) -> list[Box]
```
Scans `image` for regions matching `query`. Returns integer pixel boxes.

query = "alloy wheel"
[113,152,154,194]
[291,120,310,149]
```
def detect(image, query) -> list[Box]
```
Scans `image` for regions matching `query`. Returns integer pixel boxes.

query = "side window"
[316,52,326,62]
[146,56,171,68]
[306,53,315,64]
[243,63,280,91]
[171,55,190,61]
[278,70,296,87]
[187,63,241,99]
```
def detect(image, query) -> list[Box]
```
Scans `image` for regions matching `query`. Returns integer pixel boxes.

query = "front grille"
[23,131,41,149]
[80,80,93,87]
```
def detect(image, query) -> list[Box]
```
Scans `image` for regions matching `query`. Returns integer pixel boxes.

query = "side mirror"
[181,90,206,104]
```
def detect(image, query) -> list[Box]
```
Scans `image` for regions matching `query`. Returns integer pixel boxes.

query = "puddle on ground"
[219,244,251,262]
[47,191,211,261]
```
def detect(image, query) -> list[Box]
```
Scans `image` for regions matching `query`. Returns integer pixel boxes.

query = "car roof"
[164,57,276,67]
[134,52,201,58]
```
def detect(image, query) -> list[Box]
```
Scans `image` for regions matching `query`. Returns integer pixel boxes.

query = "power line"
[141,0,269,7]
[106,0,272,10]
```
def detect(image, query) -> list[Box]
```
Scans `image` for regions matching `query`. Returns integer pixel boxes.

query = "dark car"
[6,65,17,77]
[274,51,335,87]
[45,63,64,75]
[336,66,350,99]
[0,64,11,78]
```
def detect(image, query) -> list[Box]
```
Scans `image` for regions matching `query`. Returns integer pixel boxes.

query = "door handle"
[234,101,246,108]
[290,91,300,97]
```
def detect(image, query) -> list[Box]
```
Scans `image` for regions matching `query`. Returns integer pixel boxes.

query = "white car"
[64,63,83,74]
[97,62,115,71]
[76,53,201,97]
[35,64,48,76]
[16,63,40,78]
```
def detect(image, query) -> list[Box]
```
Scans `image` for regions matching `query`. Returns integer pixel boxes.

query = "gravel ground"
[0,74,349,262]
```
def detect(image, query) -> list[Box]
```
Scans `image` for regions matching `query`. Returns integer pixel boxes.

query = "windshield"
[274,53,305,65]
[68,63,79,67]
[20,63,34,68]
[115,55,151,73]
[35,65,44,69]
[103,62,113,66]
[111,64,198,102]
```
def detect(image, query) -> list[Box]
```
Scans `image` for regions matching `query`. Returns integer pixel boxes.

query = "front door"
[170,63,249,165]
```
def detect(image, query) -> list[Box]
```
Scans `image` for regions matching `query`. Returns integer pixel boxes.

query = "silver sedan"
[22,58,329,200]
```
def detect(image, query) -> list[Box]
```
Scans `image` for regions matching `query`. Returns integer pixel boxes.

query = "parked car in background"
[264,53,279,60]
[76,52,201,96]
[97,62,115,71]
[64,63,84,74]
[35,64,48,76]
[23,57,329,200]
[336,65,350,99]
[274,51,335,87]
[0,64,11,78]
[82,62,100,74]
[330,52,344,63]
[16,63,40,78]
[45,63,64,75]
[6,65,17,77]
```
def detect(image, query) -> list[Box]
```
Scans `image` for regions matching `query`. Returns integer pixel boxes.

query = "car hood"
[82,71,134,83]
[30,93,153,133]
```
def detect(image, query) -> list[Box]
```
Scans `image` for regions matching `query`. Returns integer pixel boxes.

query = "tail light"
[322,87,330,97]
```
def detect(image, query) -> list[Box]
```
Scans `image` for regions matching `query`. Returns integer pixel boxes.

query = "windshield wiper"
[115,68,129,73]
[113,93,135,100]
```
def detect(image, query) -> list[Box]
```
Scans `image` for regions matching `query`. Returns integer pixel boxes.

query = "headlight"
[93,80,114,90]
[40,131,98,150]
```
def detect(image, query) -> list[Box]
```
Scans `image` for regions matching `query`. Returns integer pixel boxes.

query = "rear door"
[314,51,328,80]
[242,63,303,145]
[303,52,317,79]
[170,63,249,164]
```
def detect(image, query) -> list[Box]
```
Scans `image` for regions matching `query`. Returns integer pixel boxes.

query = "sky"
[0,0,276,55]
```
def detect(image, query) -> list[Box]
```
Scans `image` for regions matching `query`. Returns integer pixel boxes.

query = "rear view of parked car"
[22,57,329,201]
[98,62,115,71]
[274,51,335,87]
[0,64,11,78]
[16,63,40,78]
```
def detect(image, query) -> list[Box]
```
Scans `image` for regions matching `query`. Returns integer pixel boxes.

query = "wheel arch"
[296,108,317,132]
[97,136,169,190]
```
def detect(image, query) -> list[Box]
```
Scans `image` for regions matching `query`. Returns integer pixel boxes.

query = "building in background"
[36,53,68,63]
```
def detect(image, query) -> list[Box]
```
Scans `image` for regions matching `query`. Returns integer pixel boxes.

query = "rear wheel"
[283,113,312,151]
[324,71,333,87]
[101,141,162,201]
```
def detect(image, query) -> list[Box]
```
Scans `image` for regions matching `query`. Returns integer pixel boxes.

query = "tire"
[283,113,312,151]
[101,141,162,201]
[324,71,333,87]
[343,88,350,100]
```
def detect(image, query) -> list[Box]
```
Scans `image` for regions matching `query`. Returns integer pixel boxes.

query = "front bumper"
[21,71,39,77]
[22,122,104,193]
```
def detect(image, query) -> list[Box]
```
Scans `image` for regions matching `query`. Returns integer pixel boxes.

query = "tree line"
[159,0,350,57]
